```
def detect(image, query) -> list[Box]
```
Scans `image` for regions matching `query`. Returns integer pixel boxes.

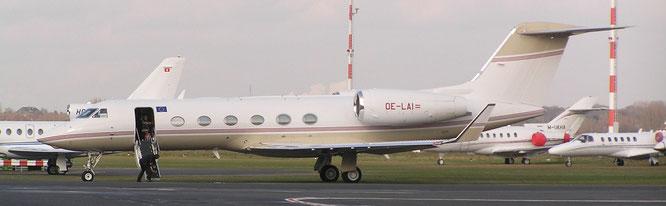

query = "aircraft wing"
[487,145,552,157]
[7,146,84,159]
[609,148,658,159]
[249,104,495,157]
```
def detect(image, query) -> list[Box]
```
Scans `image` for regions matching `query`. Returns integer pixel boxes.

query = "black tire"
[522,158,531,164]
[565,161,572,167]
[617,159,625,166]
[504,158,510,164]
[47,165,59,175]
[341,167,362,183]
[319,165,339,182]
[509,158,515,164]
[81,171,94,182]
[437,159,445,165]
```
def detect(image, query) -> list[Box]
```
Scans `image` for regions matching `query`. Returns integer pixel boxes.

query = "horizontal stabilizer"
[519,26,628,36]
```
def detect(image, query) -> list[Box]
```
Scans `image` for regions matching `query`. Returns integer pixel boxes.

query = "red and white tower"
[347,0,358,90]
[609,0,619,133]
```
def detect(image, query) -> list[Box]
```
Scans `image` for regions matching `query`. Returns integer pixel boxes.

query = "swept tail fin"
[431,23,626,107]
[525,96,601,133]
[128,57,186,99]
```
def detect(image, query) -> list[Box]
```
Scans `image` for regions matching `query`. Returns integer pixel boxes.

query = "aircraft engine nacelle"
[353,89,468,126]
[531,132,547,146]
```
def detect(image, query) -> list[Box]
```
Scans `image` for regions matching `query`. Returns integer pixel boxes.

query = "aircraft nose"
[548,145,564,155]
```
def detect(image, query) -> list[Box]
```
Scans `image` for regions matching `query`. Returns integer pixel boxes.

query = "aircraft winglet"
[445,103,495,143]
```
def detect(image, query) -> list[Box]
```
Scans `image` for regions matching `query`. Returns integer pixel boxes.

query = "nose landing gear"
[81,152,103,182]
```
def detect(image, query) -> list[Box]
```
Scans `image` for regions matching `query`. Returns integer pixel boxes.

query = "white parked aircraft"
[548,131,664,167]
[38,22,624,182]
[0,57,186,175]
[427,96,599,165]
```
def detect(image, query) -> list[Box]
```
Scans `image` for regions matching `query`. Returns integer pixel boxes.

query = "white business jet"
[548,131,663,167]
[427,96,599,165]
[0,57,185,175]
[38,22,625,182]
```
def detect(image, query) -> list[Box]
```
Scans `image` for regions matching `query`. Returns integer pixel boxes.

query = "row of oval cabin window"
[480,133,518,138]
[600,136,637,142]
[170,113,318,127]
[0,128,44,136]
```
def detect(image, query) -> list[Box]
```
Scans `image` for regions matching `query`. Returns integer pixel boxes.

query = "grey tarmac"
[1,180,665,206]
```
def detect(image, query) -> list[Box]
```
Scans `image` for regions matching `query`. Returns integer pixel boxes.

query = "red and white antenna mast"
[347,0,359,90]
[609,0,619,133]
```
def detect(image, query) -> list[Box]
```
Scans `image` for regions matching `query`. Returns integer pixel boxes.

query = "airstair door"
[133,107,161,180]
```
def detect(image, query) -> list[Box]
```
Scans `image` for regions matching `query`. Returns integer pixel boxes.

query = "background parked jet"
[0,57,185,175]
[38,22,625,183]
[427,96,599,165]
[548,131,663,166]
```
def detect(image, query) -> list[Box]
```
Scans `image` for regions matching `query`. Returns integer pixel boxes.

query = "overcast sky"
[1,0,664,111]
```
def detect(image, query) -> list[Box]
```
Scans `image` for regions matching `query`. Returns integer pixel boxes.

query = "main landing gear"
[436,153,445,165]
[81,152,103,182]
[614,158,625,166]
[649,157,660,166]
[315,153,362,183]
[46,154,71,175]
[504,158,515,164]
[521,158,531,165]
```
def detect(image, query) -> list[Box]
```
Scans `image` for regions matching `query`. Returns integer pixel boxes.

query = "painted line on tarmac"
[285,197,666,205]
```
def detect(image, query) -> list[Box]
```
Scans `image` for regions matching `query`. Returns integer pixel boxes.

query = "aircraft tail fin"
[430,23,625,107]
[525,96,601,133]
[127,57,186,100]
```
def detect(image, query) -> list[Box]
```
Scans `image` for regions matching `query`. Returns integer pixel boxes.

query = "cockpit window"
[574,135,594,143]
[77,108,98,118]
[93,108,108,118]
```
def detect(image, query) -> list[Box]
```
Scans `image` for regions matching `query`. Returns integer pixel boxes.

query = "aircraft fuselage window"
[198,116,212,126]
[575,135,590,143]
[633,137,637,142]
[5,129,11,135]
[601,137,605,142]
[587,136,594,142]
[27,129,33,135]
[514,133,518,137]
[302,113,318,124]
[170,116,185,127]
[499,133,503,138]
[77,108,98,118]
[250,115,264,125]
[224,115,238,126]
[486,133,490,138]
[276,114,291,125]
[620,137,624,142]
[607,137,611,142]
[614,137,618,142]
[38,129,44,135]
[479,134,483,138]
[17,129,23,135]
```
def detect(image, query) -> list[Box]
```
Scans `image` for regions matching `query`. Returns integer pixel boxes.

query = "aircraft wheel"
[649,159,659,166]
[47,165,59,175]
[81,171,94,182]
[565,161,572,167]
[509,158,515,164]
[616,159,624,166]
[522,158,531,165]
[437,159,445,165]
[341,167,362,183]
[319,165,339,182]
[504,158,510,164]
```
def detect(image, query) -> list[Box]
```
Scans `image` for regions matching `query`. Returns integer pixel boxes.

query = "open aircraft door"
[133,107,161,180]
